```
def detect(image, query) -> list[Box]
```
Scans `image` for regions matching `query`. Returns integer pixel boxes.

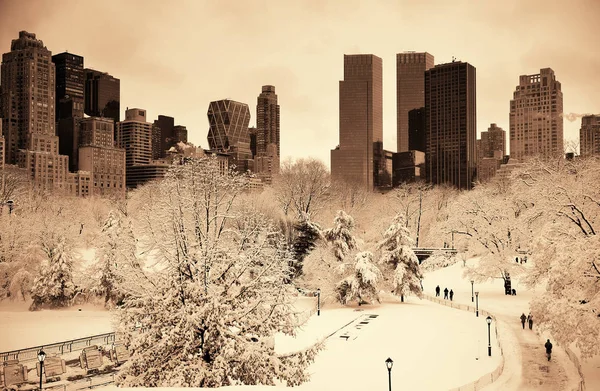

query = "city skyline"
[0,0,598,167]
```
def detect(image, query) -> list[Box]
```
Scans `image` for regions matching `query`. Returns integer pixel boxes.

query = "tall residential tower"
[580,115,600,157]
[509,68,563,160]
[331,54,383,190]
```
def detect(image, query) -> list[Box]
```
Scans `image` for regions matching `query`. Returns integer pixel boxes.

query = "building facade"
[1,31,75,193]
[84,68,120,126]
[207,99,253,172]
[331,54,383,190]
[509,68,563,161]
[580,115,600,157]
[424,61,477,190]
[78,117,126,198]
[397,52,434,153]
[392,150,425,186]
[481,123,506,158]
[52,52,84,119]
[256,86,280,158]
[408,107,426,152]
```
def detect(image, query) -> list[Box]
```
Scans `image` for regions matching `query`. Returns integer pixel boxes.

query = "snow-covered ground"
[2,294,500,390]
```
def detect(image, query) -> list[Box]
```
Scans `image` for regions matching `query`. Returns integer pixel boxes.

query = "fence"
[38,373,116,391]
[422,294,506,391]
[563,346,586,391]
[0,333,117,363]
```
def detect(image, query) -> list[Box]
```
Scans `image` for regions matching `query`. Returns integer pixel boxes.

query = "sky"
[0,0,598,167]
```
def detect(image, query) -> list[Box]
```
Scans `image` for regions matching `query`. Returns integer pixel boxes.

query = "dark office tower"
[84,69,120,125]
[207,100,252,171]
[510,68,563,161]
[173,125,188,144]
[153,115,174,158]
[397,52,434,153]
[580,115,600,157]
[52,52,84,119]
[256,85,280,159]
[248,126,257,157]
[481,123,506,158]
[331,54,383,190]
[424,61,477,190]
[0,31,56,165]
[408,107,426,152]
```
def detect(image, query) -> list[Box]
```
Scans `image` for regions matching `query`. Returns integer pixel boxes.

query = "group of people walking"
[435,285,454,301]
[520,312,534,330]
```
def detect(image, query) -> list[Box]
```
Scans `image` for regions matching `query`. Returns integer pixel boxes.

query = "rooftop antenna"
[452,56,456,62]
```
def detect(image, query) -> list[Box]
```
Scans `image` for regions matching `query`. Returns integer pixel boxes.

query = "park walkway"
[423,262,582,391]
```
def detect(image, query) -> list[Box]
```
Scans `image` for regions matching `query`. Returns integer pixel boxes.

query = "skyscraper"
[53,52,85,172]
[0,31,73,193]
[509,68,563,160]
[397,52,434,153]
[207,99,252,172]
[84,69,120,126]
[153,115,174,158]
[480,123,506,158]
[52,52,84,119]
[580,115,600,157]
[331,54,383,190]
[256,85,280,159]
[424,61,477,190]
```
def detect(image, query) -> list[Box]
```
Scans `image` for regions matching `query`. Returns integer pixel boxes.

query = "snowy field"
[423,258,600,390]
[1,294,501,390]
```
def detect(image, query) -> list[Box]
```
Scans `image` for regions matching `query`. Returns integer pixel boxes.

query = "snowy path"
[423,260,581,391]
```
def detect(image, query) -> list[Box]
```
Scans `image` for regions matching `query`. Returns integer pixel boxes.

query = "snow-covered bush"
[323,210,358,262]
[420,250,459,273]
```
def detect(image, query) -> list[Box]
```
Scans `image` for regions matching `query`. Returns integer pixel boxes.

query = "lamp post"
[385,357,393,391]
[38,349,46,391]
[451,230,455,249]
[486,316,492,356]
[470,280,474,302]
[475,291,479,317]
[317,288,321,316]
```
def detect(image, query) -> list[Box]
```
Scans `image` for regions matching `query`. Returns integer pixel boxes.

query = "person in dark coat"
[545,339,553,361]
[449,289,454,301]
[443,288,449,299]
[435,285,440,297]
[527,313,533,330]
[520,313,527,329]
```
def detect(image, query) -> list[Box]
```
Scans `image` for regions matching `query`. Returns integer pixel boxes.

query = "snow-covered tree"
[116,156,320,387]
[336,251,381,305]
[30,237,76,310]
[87,211,138,307]
[290,214,322,280]
[513,157,600,358]
[273,158,331,219]
[378,214,423,302]
[420,249,459,273]
[323,210,357,262]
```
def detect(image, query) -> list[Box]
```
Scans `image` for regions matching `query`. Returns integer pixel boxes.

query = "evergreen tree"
[291,213,322,279]
[336,251,381,305]
[378,214,423,302]
[30,237,76,310]
[323,210,358,262]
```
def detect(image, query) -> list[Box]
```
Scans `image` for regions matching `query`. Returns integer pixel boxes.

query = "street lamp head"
[475,291,479,297]
[486,316,492,325]
[470,280,474,284]
[317,288,321,293]
[37,349,46,363]
[385,357,394,370]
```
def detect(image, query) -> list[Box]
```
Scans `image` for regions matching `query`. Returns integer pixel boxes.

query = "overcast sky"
[1,0,598,166]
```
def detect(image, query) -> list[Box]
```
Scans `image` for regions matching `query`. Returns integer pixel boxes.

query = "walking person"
[545,339,553,361]
[527,313,533,330]
[435,285,440,297]
[520,313,527,329]
[449,289,454,301]
[443,287,449,300]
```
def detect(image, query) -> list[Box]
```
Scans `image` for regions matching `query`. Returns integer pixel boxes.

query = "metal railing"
[564,346,586,391]
[1,332,117,363]
[422,294,506,391]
